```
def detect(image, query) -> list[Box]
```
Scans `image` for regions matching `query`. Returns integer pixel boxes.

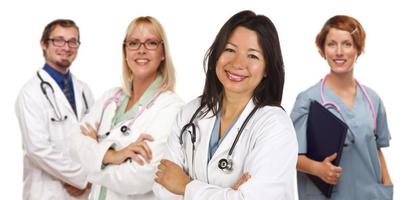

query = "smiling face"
[323,28,358,75]
[125,23,165,82]
[216,26,265,98]
[41,25,79,73]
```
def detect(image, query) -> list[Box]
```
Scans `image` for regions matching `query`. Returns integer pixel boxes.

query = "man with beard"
[15,19,94,200]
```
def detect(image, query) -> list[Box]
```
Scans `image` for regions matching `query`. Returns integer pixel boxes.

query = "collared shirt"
[43,63,77,113]
[208,112,240,162]
[111,75,162,128]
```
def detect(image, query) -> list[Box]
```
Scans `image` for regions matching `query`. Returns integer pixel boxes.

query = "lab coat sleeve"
[290,91,310,154]
[86,98,183,195]
[184,109,298,200]
[153,105,189,200]
[15,88,87,189]
[70,88,118,173]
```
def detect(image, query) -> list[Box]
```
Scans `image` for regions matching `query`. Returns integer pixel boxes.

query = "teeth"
[226,71,245,82]
[334,59,346,64]
[135,59,149,64]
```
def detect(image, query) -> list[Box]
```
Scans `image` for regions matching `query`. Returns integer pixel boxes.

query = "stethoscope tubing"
[96,88,162,139]
[320,75,377,131]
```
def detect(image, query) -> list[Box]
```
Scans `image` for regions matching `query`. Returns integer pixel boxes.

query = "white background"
[1,0,414,199]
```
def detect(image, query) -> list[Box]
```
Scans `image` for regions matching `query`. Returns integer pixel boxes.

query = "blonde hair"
[121,16,176,94]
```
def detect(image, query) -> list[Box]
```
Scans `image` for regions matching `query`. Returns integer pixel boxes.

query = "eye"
[248,54,259,60]
[343,42,353,48]
[128,40,139,46]
[145,40,159,49]
[224,47,235,53]
[327,42,336,48]
[147,40,159,46]
[54,38,65,43]
[68,39,78,44]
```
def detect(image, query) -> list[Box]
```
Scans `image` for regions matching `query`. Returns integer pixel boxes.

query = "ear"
[40,40,47,51]
[318,49,325,59]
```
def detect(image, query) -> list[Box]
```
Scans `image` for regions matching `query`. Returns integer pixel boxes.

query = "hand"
[63,182,90,197]
[231,173,251,190]
[155,159,190,195]
[315,153,342,185]
[103,133,154,165]
[80,122,99,141]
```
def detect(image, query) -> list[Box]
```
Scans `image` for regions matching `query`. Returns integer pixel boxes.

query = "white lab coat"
[15,69,94,200]
[153,98,298,200]
[71,88,184,200]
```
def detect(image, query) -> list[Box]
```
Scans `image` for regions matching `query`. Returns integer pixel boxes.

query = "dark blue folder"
[306,100,348,198]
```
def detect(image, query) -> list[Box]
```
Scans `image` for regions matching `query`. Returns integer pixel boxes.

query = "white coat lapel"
[71,75,86,120]
[209,99,256,163]
[192,110,215,181]
[40,69,77,120]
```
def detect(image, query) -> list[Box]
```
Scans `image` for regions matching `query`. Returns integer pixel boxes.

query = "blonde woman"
[71,16,183,200]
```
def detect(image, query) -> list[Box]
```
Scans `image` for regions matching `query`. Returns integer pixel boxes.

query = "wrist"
[103,149,115,165]
[179,176,191,195]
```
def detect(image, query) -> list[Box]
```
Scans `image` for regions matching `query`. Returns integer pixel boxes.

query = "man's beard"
[56,59,71,69]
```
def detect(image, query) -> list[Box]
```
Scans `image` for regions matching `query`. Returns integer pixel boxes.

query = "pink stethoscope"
[96,88,161,140]
[320,75,377,139]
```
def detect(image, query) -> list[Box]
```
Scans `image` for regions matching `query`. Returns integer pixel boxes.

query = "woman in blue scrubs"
[291,15,393,199]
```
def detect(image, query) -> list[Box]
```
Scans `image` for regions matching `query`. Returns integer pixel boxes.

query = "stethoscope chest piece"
[218,158,233,173]
[120,125,130,136]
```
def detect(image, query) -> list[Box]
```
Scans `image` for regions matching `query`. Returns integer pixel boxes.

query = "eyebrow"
[127,37,160,41]
[226,42,262,53]
[327,39,353,43]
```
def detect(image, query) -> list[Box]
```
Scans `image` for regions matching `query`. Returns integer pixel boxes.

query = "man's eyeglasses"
[48,38,80,48]
[124,39,163,50]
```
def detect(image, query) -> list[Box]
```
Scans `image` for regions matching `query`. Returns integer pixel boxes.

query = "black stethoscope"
[37,71,89,122]
[180,104,259,173]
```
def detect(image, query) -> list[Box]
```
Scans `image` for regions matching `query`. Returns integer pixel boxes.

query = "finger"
[155,170,163,179]
[129,152,144,165]
[137,141,153,160]
[325,153,337,162]
[158,163,166,170]
[129,145,151,162]
[333,167,343,173]
[85,122,95,132]
[138,133,154,142]
[154,176,161,184]
[95,121,100,130]
[80,125,88,136]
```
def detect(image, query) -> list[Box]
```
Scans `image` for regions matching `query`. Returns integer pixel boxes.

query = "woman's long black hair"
[199,10,285,117]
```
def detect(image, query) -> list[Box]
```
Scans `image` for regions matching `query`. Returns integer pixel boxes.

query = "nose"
[137,43,147,54]
[62,42,71,51]
[336,45,343,56]
[231,52,246,69]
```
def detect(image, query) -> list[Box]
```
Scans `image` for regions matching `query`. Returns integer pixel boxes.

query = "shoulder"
[72,75,89,88]
[17,76,42,100]
[15,75,45,111]
[360,84,382,102]
[291,81,321,114]
[295,81,321,101]
[156,90,185,107]
[174,97,202,122]
[255,106,293,128]
[250,106,297,144]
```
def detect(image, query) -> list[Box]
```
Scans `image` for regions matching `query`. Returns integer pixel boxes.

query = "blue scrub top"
[290,81,393,200]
